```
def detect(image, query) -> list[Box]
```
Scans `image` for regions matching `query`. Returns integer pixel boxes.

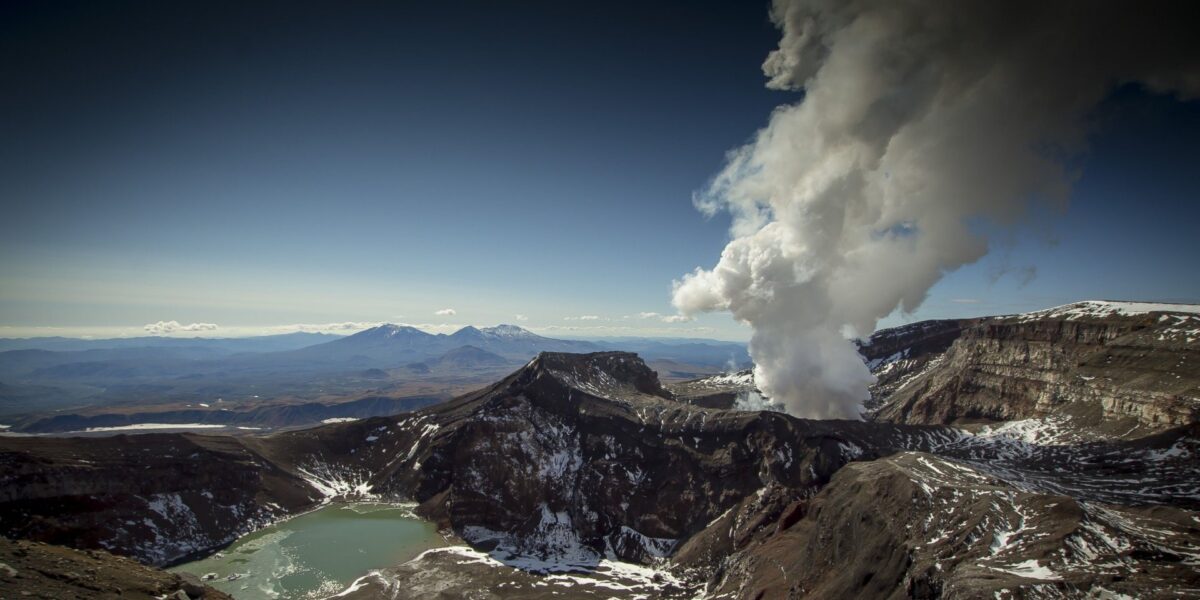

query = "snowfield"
[1018,300,1200,321]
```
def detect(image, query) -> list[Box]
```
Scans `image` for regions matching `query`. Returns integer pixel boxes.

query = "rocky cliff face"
[866,301,1200,436]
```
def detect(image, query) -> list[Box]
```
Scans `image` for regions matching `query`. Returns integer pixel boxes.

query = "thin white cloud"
[660,315,694,323]
[435,308,457,316]
[950,298,981,304]
[537,324,719,336]
[514,314,529,321]
[636,312,693,323]
[143,320,219,335]
[267,322,381,334]
[564,315,601,321]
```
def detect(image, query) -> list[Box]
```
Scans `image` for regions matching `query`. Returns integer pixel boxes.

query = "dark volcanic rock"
[0,433,319,565]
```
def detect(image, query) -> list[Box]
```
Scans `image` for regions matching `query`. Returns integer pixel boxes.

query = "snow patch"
[1018,300,1200,322]
[990,559,1062,581]
[81,423,228,432]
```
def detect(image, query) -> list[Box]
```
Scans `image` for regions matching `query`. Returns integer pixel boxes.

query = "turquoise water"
[170,503,443,599]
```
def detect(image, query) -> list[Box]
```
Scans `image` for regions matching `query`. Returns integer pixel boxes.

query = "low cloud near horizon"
[270,322,380,333]
[637,312,694,324]
[539,323,717,336]
[434,308,457,316]
[143,320,218,335]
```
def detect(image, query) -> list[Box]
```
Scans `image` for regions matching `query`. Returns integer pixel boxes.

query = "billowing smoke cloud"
[673,0,1200,419]
[144,320,218,335]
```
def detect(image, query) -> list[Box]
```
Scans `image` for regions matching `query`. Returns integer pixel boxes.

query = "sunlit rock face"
[866,301,1200,433]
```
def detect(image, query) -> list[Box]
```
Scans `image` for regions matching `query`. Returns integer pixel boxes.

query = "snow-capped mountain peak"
[354,323,430,339]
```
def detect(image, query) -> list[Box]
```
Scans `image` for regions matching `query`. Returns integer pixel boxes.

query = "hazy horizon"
[0,319,752,341]
[7,297,1200,343]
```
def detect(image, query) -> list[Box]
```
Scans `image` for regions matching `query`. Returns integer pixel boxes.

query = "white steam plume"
[673,0,1200,420]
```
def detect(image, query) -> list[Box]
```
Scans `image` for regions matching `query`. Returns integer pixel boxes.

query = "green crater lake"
[170,503,444,599]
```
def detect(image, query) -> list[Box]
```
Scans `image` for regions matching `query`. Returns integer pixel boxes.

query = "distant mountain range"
[0,324,749,362]
[0,324,749,425]
[281,323,602,365]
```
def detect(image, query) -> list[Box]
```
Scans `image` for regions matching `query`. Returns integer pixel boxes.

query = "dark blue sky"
[1,1,1198,339]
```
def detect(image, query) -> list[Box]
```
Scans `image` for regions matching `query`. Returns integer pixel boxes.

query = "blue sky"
[1,2,1198,341]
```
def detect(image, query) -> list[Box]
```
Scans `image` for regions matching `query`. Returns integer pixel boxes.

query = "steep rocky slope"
[858,318,978,411]
[682,424,1200,599]
[0,433,320,565]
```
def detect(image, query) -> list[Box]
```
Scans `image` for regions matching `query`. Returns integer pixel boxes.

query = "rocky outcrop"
[667,370,776,411]
[0,536,232,599]
[337,352,912,567]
